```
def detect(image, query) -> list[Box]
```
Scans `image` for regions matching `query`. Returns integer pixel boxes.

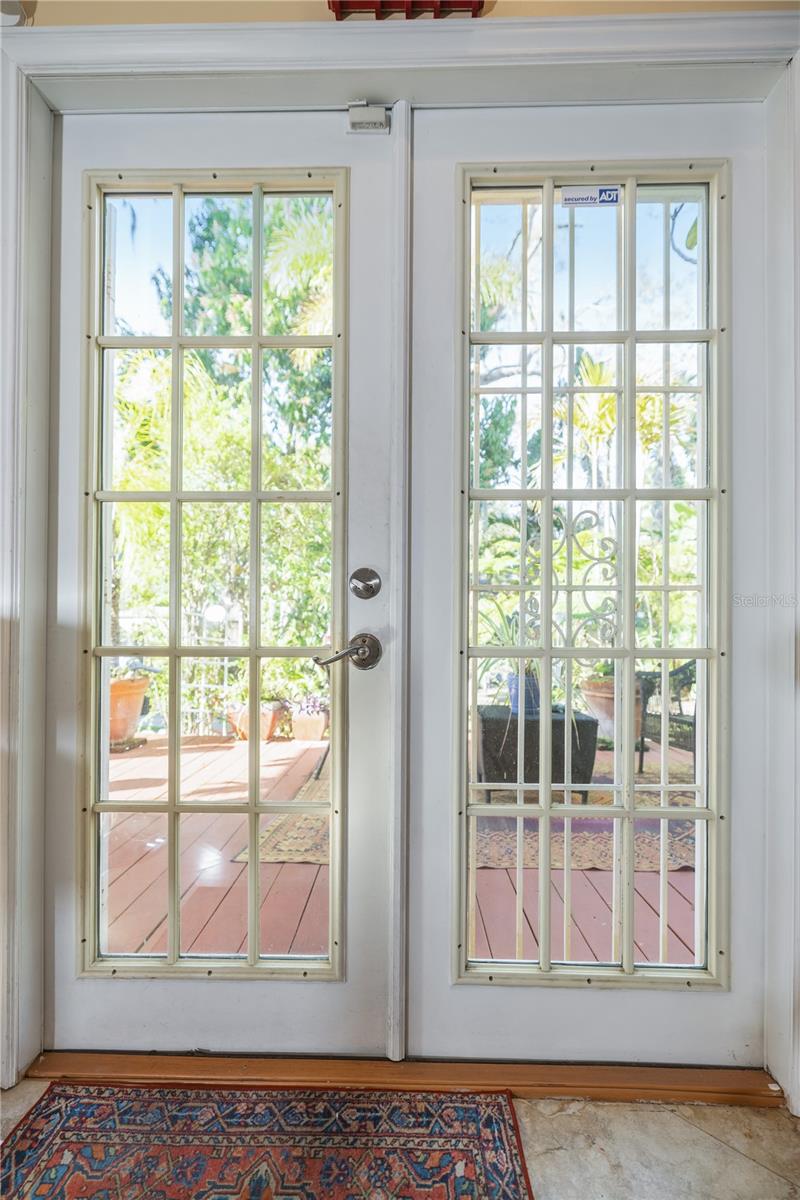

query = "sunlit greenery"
[473,196,703,670]
[106,194,336,732]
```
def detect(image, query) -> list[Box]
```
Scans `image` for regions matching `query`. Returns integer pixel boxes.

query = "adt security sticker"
[561,185,620,207]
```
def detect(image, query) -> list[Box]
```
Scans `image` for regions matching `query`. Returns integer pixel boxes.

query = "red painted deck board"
[261,864,323,956]
[105,738,697,966]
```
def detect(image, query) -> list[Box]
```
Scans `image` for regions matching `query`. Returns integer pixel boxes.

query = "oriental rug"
[1,1083,534,1200]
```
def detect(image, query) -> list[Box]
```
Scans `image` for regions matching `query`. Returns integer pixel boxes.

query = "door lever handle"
[313,633,382,671]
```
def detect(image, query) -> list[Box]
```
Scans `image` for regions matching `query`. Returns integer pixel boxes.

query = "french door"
[408,106,763,1066]
[50,103,764,1068]
[48,111,399,1055]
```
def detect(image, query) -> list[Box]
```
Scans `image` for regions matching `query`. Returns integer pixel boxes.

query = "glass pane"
[667,660,700,785]
[669,591,701,647]
[473,196,522,333]
[635,659,702,790]
[553,390,620,491]
[554,190,621,331]
[552,501,621,648]
[259,812,330,957]
[470,657,532,788]
[471,501,542,587]
[99,812,168,956]
[467,815,539,962]
[472,344,542,391]
[636,341,704,388]
[553,342,620,390]
[260,503,332,647]
[573,659,622,803]
[548,659,614,802]
[636,344,706,488]
[259,658,331,805]
[636,503,704,649]
[181,502,249,645]
[179,813,248,956]
[184,194,253,336]
[100,502,170,646]
[102,349,171,491]
[633,819,704,965]
[263,194,333,337]
[551,816,621,964]
[262,348,332,491]
[636,500,665,586]
[103,195,172,336]
[669,501,702,584]
[473,590,541,649]
[179,657,249,804]
[669,393,702,488]
[470,191,544,333]
[472,394,521,490]
[635,389,664,487]
[99,656,169,797]
[636,186,707,331]
[182,350,251,491]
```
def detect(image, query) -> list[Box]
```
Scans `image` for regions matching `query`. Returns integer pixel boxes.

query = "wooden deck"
[103,737,329,958]
[104,735,696,966]
[473,863,696,965]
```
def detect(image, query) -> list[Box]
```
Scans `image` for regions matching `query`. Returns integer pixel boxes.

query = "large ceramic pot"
[109,677,149,743]
[581,677,643,740]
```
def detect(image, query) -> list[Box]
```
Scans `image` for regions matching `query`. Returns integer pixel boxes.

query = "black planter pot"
[476,705,599,802]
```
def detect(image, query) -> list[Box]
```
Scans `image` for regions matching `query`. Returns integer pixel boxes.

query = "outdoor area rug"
[473,822,697,871]
[2,1082,534,1199]
[240,814,695,871]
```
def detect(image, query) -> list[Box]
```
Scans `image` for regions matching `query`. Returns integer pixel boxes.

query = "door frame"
[1,12,798,1106]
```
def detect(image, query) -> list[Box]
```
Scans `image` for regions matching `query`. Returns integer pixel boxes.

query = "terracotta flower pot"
[292,713,330,742]
[109,677,149,743]
[227,702,285,741]
[580,677,642,740]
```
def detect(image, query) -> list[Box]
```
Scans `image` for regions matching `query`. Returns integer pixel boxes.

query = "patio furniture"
[636,661,697,774]
[476,705,599,803]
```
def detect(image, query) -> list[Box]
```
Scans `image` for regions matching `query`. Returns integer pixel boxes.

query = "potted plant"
[580,662,642,740]
[291,694,330,742]
[109,661,152,745]
[227,696,287,742]
[477,602,541,715]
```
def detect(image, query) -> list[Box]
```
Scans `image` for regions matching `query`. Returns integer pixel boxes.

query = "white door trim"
[387,99,413,1063]
[0,61,51,1088]
[3,13,798,75]
[1,13,798,113]
[1,12,798,1091]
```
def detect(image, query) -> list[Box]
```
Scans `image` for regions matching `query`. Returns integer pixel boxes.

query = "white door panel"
[408,104,767,1063]
[48,112,396,1054]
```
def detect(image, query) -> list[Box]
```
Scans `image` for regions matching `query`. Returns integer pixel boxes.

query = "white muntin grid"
[456,162,729,988]
[80,169,349,979]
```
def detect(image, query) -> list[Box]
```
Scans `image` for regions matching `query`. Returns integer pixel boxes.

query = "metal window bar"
[465,169,718,980]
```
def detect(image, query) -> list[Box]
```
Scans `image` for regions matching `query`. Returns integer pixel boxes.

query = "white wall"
[764,59,800,1116]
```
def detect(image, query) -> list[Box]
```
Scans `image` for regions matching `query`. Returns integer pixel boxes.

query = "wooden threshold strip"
[27,1053,783,1107]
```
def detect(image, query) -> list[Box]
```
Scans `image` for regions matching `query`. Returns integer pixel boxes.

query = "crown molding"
[3,12,798,79]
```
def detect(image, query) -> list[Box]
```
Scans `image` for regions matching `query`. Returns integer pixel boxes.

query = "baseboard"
[25,1053,784,1107]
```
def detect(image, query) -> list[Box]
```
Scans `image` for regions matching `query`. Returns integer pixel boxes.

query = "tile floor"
[2,1080,799,1198]
[514,1098,800,1200]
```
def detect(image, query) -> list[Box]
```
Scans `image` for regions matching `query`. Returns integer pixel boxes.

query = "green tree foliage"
[109,194,337,730]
